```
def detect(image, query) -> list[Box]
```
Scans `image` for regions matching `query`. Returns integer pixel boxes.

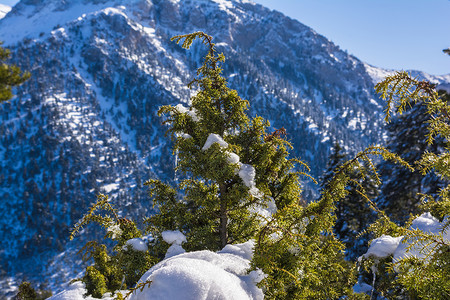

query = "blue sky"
[1,0,449,75]
[254,0,450,75]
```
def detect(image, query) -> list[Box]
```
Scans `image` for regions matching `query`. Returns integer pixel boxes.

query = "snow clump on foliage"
[106,223,122,239]
[239,164,263,198]
[202,133,229,150]
[162,230,187,259]
[162,230,187,245]
[226,152,240,165]
[363,212,450,260]
[125,238,148,252]
[394,212,450,261]
[173,104,199,121]
[363,235,403,259]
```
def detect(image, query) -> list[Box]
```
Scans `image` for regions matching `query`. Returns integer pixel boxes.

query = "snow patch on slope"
[0,4,11,19]
[363,63,395,84]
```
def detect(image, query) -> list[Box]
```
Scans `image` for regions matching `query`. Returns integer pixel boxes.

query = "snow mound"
[165,244,185,259]
[129,241,263,300]
[202,133,228,151]
[50,241,263,300]
[218,240,254,260]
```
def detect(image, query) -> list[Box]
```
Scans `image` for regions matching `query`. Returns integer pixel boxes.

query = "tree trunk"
[219,184,228,248]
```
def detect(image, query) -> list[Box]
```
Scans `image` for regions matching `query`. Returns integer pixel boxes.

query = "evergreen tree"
[377,100,445,224]
[321,142,346,187]
[70,195,156,297]
[148,32,382,299]
[363,71,450,298]
[71,32,310,298]
[0,42,30,103]
[71,32,411,299]
[320,142,377,260]
[146,31,305,254]
[14,281,52,300]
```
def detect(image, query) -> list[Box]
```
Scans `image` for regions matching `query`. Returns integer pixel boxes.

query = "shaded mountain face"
[0,0,448,292]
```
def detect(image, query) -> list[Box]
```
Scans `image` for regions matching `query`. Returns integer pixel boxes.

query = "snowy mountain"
[364,62,450,86]
[0,4,11,19]
[0,0,449,295]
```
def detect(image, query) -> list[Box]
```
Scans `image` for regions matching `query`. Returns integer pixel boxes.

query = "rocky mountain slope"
[0,0,449,294]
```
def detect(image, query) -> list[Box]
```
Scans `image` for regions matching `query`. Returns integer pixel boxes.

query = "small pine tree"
[0,42,30,103]
[145,31,306,255]
[15,282,37,300]
[147,32,386,299]
[15,281,52,300]
[70,195,156,298]
[69,32,412,299]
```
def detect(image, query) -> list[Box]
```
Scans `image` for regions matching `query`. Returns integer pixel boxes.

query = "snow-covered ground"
[49,239,264,300]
